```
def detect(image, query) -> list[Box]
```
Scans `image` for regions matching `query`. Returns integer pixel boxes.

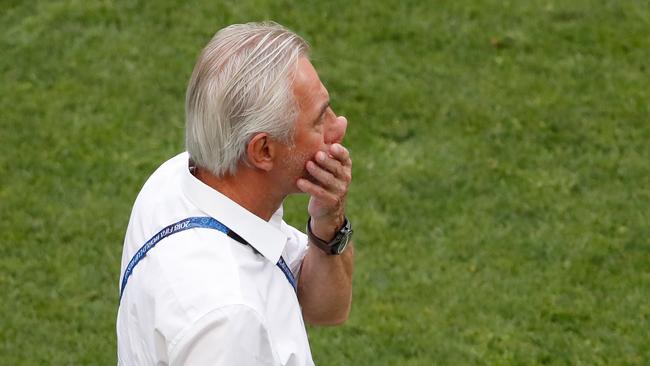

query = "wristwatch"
[307,217,354,255]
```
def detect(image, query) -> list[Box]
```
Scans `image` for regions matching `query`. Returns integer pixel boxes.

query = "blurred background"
[1,0,648,364]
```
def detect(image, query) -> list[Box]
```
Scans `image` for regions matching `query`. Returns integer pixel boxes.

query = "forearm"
[298,240,354,326]
[294,136,355,326]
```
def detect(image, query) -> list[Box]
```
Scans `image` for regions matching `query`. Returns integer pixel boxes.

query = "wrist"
[309,215,345,241]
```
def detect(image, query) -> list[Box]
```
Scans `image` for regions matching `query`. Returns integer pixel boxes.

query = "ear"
[246,133,275,172]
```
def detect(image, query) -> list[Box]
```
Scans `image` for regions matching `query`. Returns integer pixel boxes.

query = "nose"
[324,115,348,145]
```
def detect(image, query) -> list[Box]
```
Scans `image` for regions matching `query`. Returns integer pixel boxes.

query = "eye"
[314,111,327,126]
[313,105,333,128]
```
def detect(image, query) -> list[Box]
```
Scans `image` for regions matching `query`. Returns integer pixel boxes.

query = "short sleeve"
[169,305,279,366]
[280,221,309,278]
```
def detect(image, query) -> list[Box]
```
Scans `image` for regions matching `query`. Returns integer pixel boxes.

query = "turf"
[1,0,649,364]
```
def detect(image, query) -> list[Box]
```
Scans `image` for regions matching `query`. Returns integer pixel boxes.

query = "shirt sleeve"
[169,305,279,366]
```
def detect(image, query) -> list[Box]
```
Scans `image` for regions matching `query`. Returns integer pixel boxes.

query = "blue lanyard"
[119,217,297,301]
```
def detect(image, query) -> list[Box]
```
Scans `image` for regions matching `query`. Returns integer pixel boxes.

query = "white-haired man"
[116,22,354,365]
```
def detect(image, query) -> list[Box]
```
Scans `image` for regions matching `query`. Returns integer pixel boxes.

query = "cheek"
[282,145,310,171]
[293,128,326,160]
[307,130,326,151]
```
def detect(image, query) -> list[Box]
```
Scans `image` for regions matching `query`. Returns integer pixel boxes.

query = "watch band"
[306,217,353,255]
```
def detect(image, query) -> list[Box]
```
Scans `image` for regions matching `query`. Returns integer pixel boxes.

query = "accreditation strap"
[119,217,297,301]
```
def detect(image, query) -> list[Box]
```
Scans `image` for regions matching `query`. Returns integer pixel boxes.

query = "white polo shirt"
[116,152,314,366]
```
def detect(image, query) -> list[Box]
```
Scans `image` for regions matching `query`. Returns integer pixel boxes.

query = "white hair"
[185,22,310,177]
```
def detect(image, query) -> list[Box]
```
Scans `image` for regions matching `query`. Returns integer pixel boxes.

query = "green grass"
[2,0,649,364]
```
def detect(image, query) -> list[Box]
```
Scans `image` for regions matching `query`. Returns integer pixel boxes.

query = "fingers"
[308,145,352,187]
[313,144,351,175]
[306,160,347,193]
[327,143,352,167]
[314,150,350,181]
[301,141,352,221]
[297,178,343,206]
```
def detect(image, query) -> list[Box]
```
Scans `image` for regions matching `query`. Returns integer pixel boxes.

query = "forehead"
[293,57,328,112]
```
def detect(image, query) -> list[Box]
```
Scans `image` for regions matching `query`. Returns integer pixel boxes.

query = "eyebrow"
[313,100,330,124]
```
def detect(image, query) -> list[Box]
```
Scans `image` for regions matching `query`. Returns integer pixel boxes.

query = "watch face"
[333,230,352,254]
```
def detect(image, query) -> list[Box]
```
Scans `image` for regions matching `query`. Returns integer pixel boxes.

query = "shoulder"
[280,220,309,275]
[132,152,189,212]
[281,220,308,243]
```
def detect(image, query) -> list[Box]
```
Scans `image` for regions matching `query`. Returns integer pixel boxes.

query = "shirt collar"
[180,153,288,264]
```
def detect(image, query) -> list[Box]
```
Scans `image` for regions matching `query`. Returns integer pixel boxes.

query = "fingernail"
[296,178,305,188]
[316,151,325,162]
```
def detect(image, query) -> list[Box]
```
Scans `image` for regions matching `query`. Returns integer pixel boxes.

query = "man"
[116,22,354,365]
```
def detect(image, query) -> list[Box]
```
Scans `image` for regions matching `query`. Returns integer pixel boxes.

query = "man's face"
[277,57,346,192]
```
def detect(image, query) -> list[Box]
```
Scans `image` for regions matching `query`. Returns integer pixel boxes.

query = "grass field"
[2,0,649,364]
